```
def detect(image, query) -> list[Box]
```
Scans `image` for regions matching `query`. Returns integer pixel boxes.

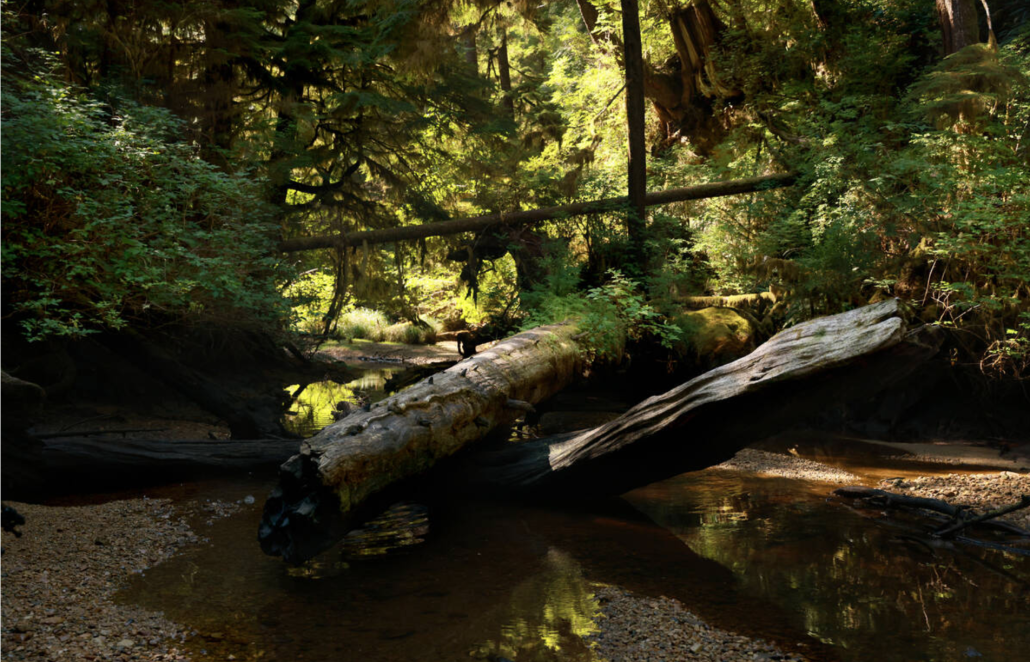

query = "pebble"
[1,497,239,662]
[587,586,807,662]
[717,449,859,483]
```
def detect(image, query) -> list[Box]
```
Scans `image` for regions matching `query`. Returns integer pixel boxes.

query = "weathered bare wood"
[259,323,585,563]
[468,300,941,497]
[277,174,796,253]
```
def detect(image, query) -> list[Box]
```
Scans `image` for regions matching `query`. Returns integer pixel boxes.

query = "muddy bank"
[1,498,240,662]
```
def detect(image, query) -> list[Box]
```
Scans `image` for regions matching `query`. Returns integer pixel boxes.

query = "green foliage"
[329,308,438,345]
[8,0,1028,380]
[285,271,337,335]
[523,269,680,362]
[1,49,283,341]
[334,308,390,343]
[383,320,439,345]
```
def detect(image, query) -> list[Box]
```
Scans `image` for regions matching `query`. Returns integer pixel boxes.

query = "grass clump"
[384,320,439,345]
[332,309,439,344]
[335,308,389,342]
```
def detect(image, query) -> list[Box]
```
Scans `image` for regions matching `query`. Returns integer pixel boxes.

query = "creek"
[111,367,1029,662]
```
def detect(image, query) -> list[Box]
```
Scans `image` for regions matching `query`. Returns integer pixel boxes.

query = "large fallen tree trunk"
[467,299,942,497]
[278,173,795,253]
[259,323,584,563]
[260,300,941,564]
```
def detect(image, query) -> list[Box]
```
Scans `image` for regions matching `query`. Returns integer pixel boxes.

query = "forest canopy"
[2,0,1028,376]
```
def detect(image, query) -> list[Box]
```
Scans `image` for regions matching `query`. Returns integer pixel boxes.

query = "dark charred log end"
[258,460,350,565]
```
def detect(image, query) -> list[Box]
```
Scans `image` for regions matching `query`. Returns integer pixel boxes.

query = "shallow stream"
[113,373,1029,662]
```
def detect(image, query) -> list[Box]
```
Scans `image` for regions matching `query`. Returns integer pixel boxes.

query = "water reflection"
[471,549,600,662]
[282,367,404,437]
[626,470,1030,662]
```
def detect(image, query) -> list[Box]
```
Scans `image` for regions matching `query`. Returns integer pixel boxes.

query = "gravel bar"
[1,498,238,662]
[717,448,859,484]
[588,586,807,662]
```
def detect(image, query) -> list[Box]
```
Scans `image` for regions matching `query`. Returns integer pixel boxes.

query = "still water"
[282,366,406,437]
[117,454,1030,662]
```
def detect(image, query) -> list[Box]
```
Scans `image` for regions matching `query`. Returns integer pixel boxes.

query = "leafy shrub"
[1,50,283,341]
[285,271,337,335]
[522,269,680,362]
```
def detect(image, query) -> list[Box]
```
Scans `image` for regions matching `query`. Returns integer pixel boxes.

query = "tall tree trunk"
[497,29,515,118]
[621,0,647,271]
[201,16,235,170]
[575,0,733,155]
[462,28,478,72]
[937,0,980,55]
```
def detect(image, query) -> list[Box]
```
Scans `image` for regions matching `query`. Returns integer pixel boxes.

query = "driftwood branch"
[834,486,1030,538]
[936,495,1030,538]
[278,174,796,253]
[833,486,964,517]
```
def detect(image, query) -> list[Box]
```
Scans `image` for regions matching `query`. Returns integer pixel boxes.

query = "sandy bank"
[717,448,859,483]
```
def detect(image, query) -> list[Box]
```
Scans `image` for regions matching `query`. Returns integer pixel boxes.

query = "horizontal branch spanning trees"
[278,172,797,252]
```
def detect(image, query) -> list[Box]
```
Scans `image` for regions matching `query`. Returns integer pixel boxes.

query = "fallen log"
[43,437,301,475]
[278,173,796,253]
[259,323,584,563]
[467,299,942,497]
[3,436,302,499]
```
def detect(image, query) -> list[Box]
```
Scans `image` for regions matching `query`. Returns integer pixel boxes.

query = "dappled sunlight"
[470,549,601,662]
[282,367,404,437]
